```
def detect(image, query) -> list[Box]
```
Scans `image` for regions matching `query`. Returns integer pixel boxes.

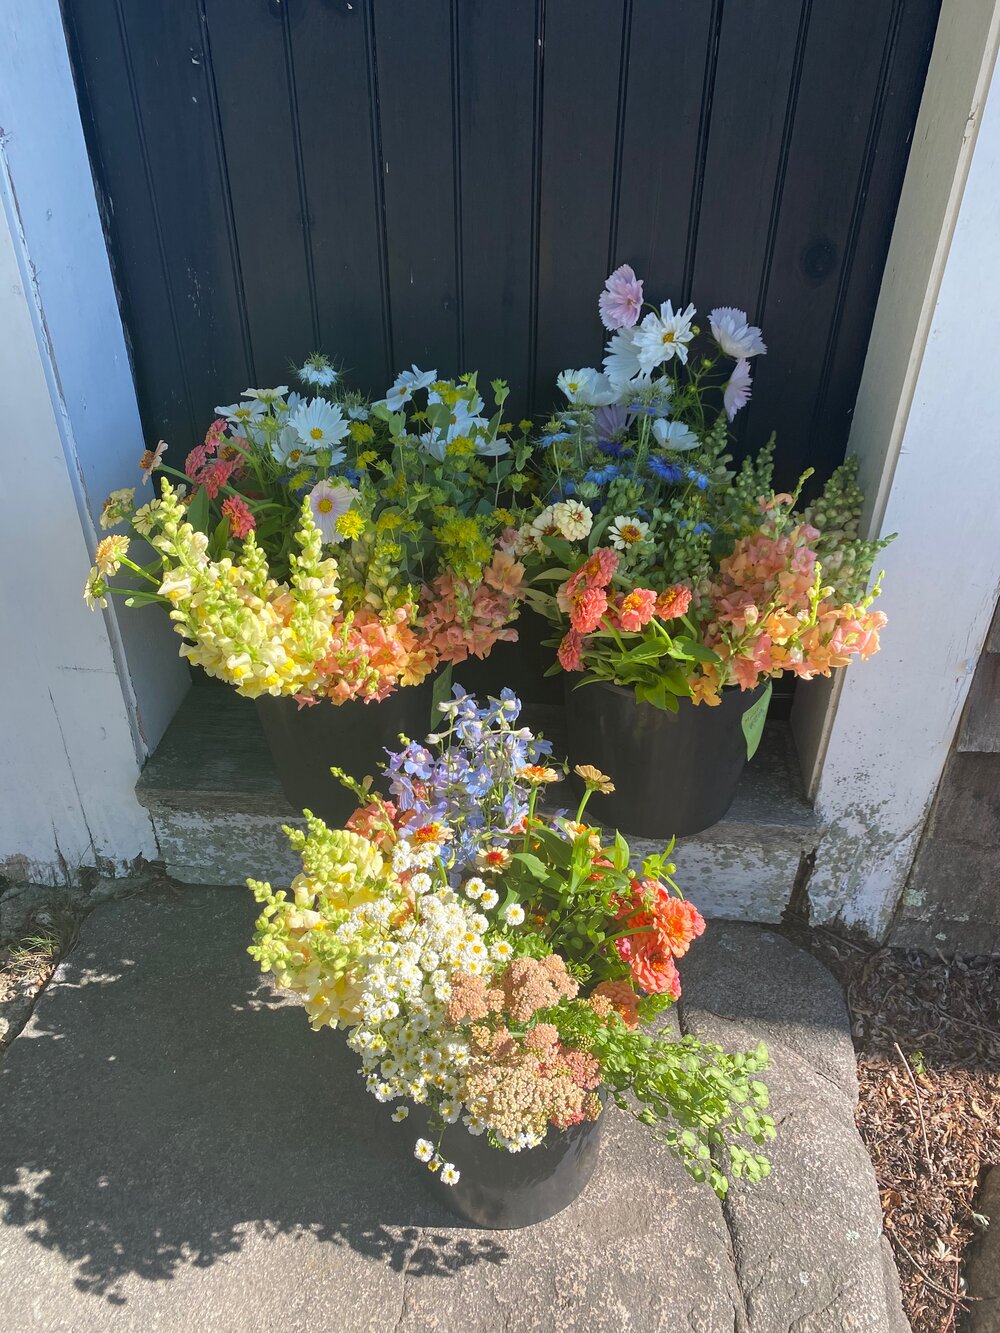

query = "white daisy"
[479,889,500,910]
[308,480,360,543]
[502,903,525,926]
[609,515,650,551]
[391,1106,409,1123]
[709,307,767,359]
[634,301,697,374]
[652,419,700,451]
[441,1163,461,1185]
[414,1138,434,1163]
[290,398,349,455]
[464,877,485,900]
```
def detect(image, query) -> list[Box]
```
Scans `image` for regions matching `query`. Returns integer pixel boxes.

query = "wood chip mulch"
[804,930,1000,1333]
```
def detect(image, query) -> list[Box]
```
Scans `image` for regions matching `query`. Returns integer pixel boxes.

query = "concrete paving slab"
[0,889,742,1333]
[681,924,909,1333]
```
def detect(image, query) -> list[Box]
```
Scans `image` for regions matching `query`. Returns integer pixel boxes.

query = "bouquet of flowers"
[507,269,890,709]
[248,687,774,1196]
[85,357,537,704]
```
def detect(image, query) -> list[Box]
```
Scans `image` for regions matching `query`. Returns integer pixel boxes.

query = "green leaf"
[613,830,630,872]
[741,680,772,761]
[510,852,550,881]
[430,664,454,724]
[673,637,722,664]
[540,534,576,565]
[186,485,210,535]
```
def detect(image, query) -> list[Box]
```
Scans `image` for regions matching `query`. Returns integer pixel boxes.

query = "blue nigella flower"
[598,440,633,460]
[686,467,710,490]
[647,456,685,484]
[540,431,572,449]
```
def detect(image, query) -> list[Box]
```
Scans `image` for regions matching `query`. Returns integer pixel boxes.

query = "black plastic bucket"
[414,1107,604,1229]
[255,676,440,824]
[453,608,562,707]
[564,677,767,838]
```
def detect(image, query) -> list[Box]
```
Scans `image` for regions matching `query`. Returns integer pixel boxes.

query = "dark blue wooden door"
[63,0,939,488]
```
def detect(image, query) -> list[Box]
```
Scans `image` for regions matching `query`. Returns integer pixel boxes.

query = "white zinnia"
[553,500,593,542]
[634,301,697,374]
[709,307,767,358]
[479,889,499,910]
[502,903,525,926]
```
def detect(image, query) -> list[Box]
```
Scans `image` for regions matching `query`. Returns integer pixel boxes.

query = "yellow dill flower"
[492,507,516,526]
[445,435,476,458]
[376,510,405,532]
[356,450,378,469]
[335,510,366,540]
[289,469,312,490]
[518,419,533,432]
[349,421,375,444]
[499,422,513,434]
[410,410,427,424]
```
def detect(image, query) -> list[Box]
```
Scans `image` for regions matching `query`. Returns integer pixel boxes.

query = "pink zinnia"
[655,584,693,622]
[570,586,608,634]
[617,588,657,633]
[222,495,255,539]
[557,630,585,672]
[724,358,753,421]
[599,264,644,331]
[199,457,238,499]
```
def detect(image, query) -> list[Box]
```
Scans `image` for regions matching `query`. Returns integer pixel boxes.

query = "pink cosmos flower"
[599,264,644,331]
[724,359,753,421]
[222,495,256,539]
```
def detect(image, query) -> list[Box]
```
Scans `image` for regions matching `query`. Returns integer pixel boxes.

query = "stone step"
[136,687,820,923]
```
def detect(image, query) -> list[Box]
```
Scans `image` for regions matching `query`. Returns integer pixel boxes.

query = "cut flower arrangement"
[85,357,535,704]
[247,687,774,1199]
[508,267,891,711]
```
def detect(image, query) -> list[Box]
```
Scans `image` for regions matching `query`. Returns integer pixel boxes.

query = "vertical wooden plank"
[534,0,627,402]
[104,0,253,435]
[204,0,318,385]
[457,0,538,416]
[289,0,391,393]
[690,0,805,315]
[62,0,196,445]
[812,0,941,483]
[372,0,459,375]
[738,0,901,488]
[613,0,716,305]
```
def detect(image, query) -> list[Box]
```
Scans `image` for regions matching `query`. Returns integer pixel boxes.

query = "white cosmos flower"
[270,425,316,470]
[308,480,360,543]
[216,399,266,428]
[290,398,349,455]
[709,307,766,358]
[609,515,650,551]
[635,301,696,373]
[242,385,289,404]
[602,327,650,389]
[556,367,618,407]
[379,364,437,410]
[652,419,700,451]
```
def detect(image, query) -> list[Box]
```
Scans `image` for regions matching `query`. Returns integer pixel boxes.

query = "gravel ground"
[802,928,1000,1333]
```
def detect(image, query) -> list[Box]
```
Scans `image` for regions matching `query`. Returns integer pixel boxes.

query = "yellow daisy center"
[317,498,334,514]
[310,426,324,440]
